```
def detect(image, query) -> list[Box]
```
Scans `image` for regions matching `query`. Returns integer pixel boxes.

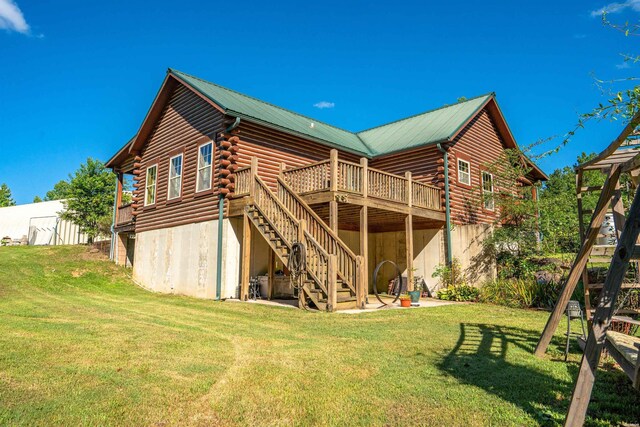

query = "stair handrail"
[251,174,333,303]
[303,229,330,296]
[253,175,301,248]
[276,176,358,294]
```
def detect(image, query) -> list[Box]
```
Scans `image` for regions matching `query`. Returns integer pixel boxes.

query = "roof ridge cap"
[356,92,495,135]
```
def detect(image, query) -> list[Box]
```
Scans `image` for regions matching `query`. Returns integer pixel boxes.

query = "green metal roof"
[357,94,492,155]
[170,69,492,157]
[170,69,369,155]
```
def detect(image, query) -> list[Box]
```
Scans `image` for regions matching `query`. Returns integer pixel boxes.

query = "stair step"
[319,296,356,303]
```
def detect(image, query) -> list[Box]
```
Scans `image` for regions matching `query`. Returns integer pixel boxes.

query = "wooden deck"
[227,152,445,311]
[230,150,445,227]
[114,203,135,232]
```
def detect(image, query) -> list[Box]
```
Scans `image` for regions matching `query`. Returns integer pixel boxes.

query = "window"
[145,165,157,206]
[196,142,213,192]
[168,153,183,200]
[482,171,494,211]
[458,159,471,186]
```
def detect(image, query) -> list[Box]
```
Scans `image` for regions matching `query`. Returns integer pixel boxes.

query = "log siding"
[448,108,504,224]
[134,83,224,232]
[234,120,360,191]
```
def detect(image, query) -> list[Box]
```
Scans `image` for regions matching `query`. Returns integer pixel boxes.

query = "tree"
[538,153,600,254]
[33,196,43,203]
[44,180,71,201]
[0,184,16,207]
[480,149,541,278]
[60,158,115,243]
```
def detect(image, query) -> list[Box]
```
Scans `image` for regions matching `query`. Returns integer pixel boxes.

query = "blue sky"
[0,0,637,204]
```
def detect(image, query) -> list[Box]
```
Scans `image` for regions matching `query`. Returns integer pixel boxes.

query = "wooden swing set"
[534,111,640,426]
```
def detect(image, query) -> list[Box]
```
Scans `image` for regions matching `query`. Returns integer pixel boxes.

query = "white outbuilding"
[0,200,87,245]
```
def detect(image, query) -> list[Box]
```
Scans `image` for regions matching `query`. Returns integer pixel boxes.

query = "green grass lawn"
[1,246,639,426]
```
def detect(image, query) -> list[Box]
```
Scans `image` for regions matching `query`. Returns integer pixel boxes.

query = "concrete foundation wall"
[133,219,239,300]
[367,224,495,293]
[450,223,496,285]
[130,218,495,302]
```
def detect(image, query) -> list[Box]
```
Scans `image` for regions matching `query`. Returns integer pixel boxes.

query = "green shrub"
[436,284,480,302]
[432,258,466,287]
[480,277,565,309]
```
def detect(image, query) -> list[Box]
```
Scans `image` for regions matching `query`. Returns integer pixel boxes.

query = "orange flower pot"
[400,298,411,307]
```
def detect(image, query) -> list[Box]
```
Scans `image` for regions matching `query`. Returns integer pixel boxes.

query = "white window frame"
[457,159,471,186]
[196,142,213,193]
[144,164,158,206]
[167,153,183,200]
[482,171,494,211]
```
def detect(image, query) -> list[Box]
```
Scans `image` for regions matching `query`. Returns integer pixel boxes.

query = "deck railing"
[281,160,330,194]
[336,160,363,194]
[412,181,442,210]
[116,203,134,226]
[278,151,442,211]
[233,166,252,197]
[368,168,407,203]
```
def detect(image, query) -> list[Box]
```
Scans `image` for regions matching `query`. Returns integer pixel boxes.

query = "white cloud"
[591,0,640,17]
[0,0,30,34]
[617,61,631,69]
[313,101,335,109]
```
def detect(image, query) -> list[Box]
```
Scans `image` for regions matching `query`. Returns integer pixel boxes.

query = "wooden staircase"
[241,171,363,311]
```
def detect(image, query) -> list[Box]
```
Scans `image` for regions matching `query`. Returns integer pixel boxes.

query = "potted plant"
[408,274,423,305]
[399,294,412,307]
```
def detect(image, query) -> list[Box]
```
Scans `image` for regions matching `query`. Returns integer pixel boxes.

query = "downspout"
[437,143,453,265]
[215,117,241,300]
[109,170,118,261]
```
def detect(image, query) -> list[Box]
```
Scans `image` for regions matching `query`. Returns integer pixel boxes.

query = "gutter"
[215,117,241,300]
[437,143,453,265]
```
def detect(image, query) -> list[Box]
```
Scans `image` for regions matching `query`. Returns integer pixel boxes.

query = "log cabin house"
[106,69,547,311]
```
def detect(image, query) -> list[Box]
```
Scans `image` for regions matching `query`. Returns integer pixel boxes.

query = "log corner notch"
[217,129,240,198]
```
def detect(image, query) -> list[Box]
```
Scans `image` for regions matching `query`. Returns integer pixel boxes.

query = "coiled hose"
[288,242,307,290]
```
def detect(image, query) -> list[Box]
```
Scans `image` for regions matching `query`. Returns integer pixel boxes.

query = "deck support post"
[405,171,412,208]
[329,201,338,233]
[406,213,414,291]
[327,254,338,312]
[241,212,252,301]
[535,165,621,356]
[360,157,368,198]
[329,150,339,233]
[330,149,338,192]
[250,156,258,196]
[359,205,368,308]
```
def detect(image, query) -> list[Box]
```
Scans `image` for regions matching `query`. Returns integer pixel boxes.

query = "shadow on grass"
[438,323,640,426]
